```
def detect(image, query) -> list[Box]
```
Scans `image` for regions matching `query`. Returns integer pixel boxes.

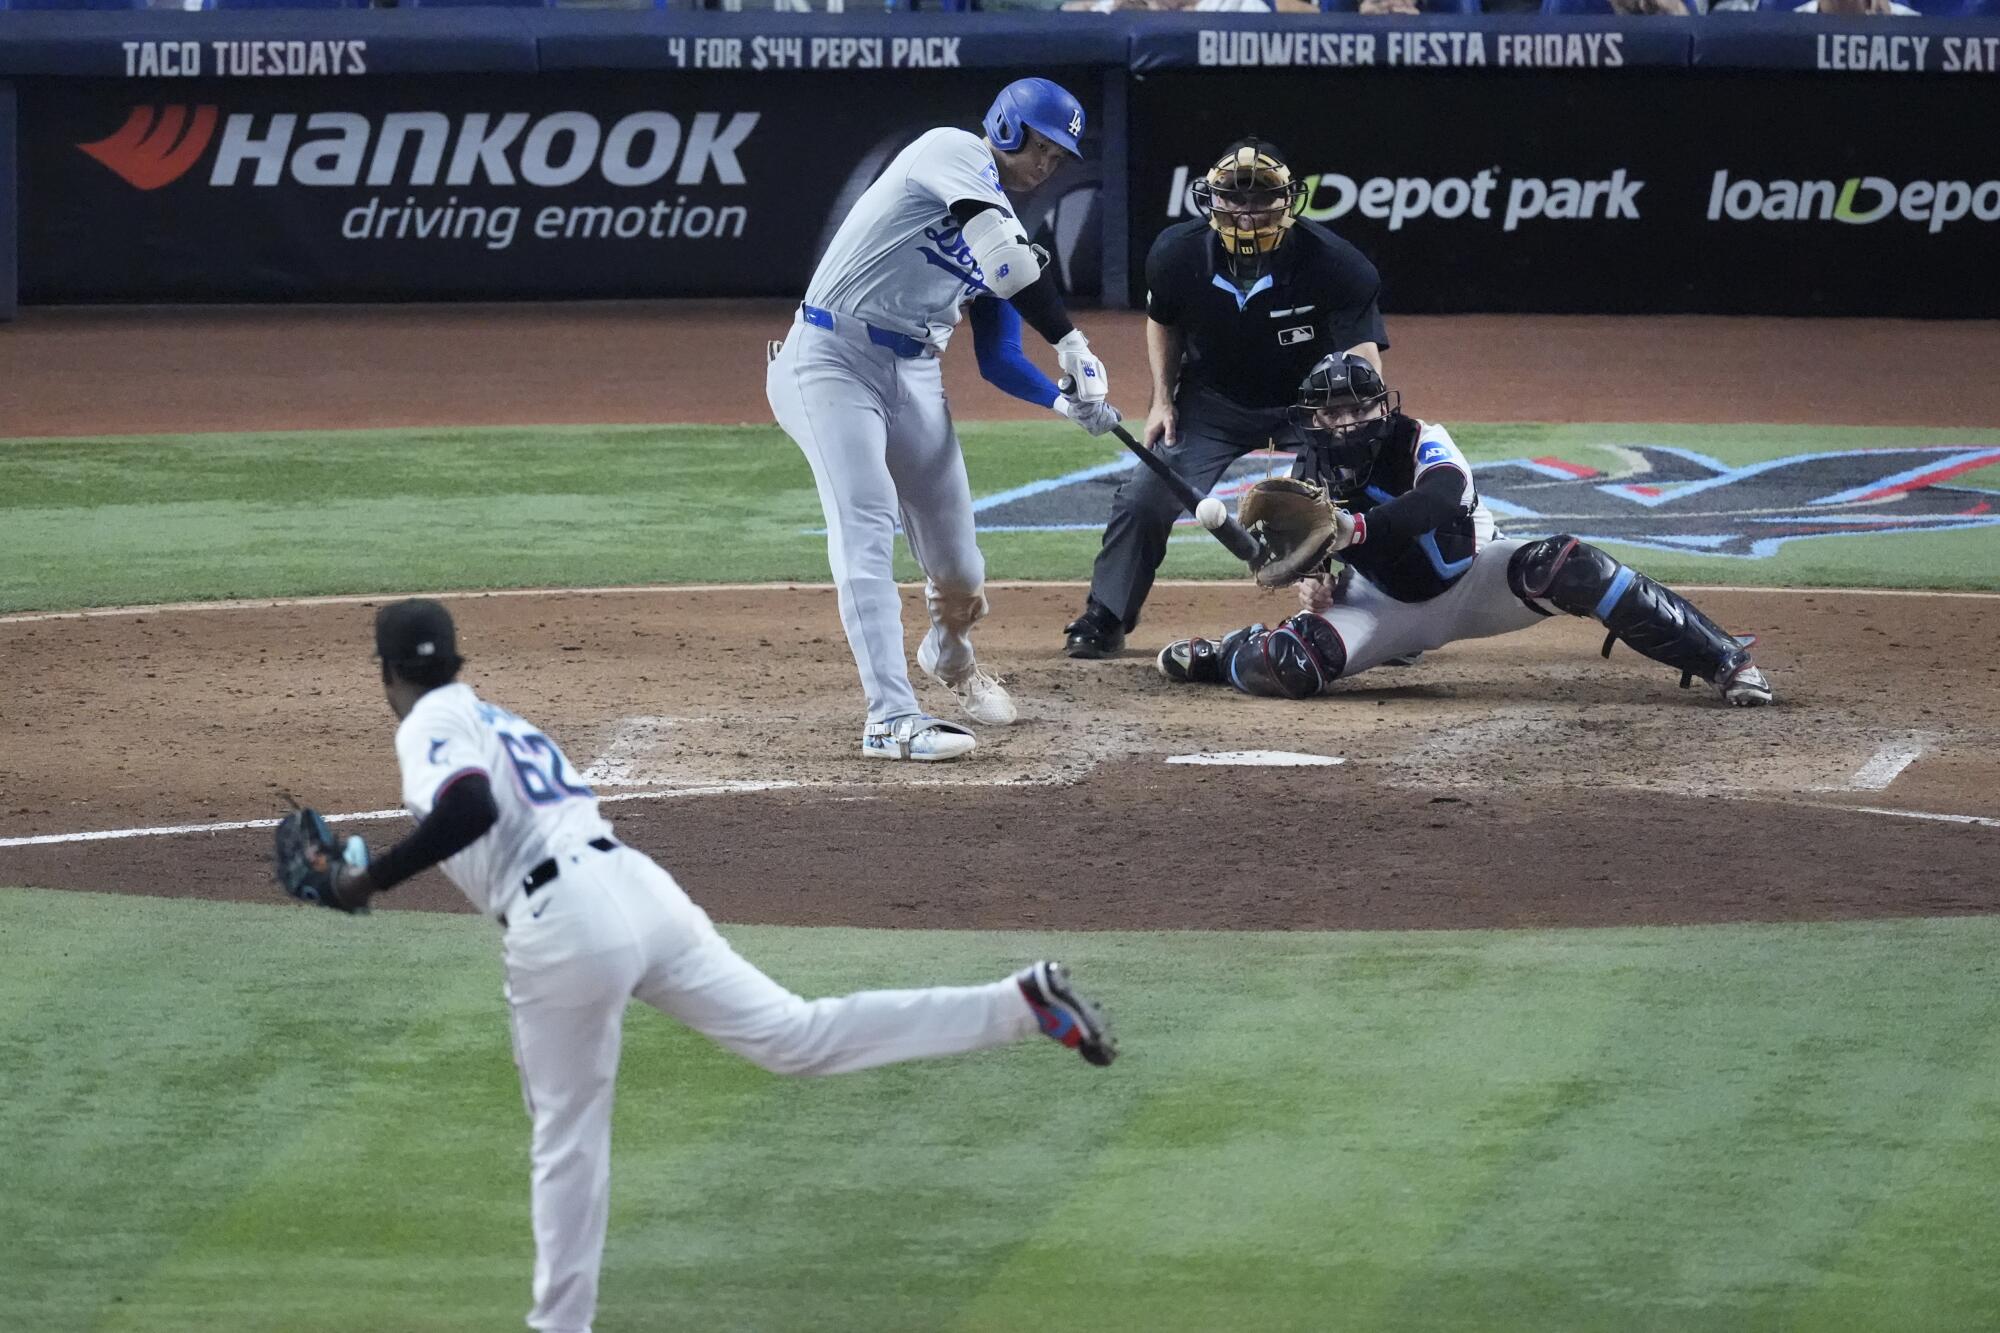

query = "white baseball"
[1195,497,1228,530]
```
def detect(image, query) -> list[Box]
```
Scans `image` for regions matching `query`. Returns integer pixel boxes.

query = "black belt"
[503,837,616,927]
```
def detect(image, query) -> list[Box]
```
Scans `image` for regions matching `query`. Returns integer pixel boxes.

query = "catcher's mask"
[1191,138,1306,288]
[1288,352,1401,499]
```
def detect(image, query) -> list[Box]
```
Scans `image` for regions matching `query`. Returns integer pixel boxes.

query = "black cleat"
[1063,604,1126,659]
[1156,638,1224,685]
[1016,961,1117,1067]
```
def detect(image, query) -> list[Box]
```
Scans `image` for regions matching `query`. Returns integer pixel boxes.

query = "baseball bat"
[1058,376,1265,566]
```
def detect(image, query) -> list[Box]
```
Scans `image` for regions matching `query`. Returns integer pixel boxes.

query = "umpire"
[1062,137,1388,657]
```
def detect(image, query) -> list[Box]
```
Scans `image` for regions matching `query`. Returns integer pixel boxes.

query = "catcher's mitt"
[273,807,372,915]
[1236,478,1357,588]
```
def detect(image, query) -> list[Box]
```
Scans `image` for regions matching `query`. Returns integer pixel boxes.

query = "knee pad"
[1508,536,1628,619]
[1221,614,1348,699]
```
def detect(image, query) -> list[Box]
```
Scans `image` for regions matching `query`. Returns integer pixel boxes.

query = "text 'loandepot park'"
[1165,165,1644,232]
[1706,171,2000,232]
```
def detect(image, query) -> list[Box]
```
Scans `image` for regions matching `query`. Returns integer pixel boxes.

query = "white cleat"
[862,713,977,762]
[916,636,1018,727]
[1718,660,1774,707]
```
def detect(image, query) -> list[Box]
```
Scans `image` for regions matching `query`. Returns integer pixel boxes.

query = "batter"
[767,77,1120,762]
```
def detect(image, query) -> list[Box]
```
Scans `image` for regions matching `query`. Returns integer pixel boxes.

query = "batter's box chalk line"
[1166,751,1346,767]
[1805,732,1934,793]
[579,715,722,788]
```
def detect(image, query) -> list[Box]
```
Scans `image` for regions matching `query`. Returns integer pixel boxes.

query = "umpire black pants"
[1083,384,1295,631]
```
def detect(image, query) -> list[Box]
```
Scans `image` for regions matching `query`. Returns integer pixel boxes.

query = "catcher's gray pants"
[1084,384,1294,631]
[1318,534,1541,678]
[505,842,1036,1333]
[766,311,988,726]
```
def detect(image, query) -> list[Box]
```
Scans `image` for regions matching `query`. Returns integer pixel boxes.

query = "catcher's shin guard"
[1508,537,1753,691]
[1209,615,1347,699]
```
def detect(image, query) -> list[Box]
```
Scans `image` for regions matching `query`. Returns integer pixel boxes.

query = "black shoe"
[1156,638,1223,684]
[1016,961,1117,1067]
[1063,604,1125,659]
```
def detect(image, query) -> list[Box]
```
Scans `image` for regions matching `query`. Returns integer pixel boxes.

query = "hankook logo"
[76,106,760,191]
[78,105,219,190]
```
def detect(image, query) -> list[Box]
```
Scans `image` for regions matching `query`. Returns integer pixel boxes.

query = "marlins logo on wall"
[972,444,2000,559]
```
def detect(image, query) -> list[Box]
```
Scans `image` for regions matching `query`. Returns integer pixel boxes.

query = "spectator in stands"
[1358,0,1514,12]
[1610,0,1690,12]
[1061,0,1317,12]
[1713,0,1915,11]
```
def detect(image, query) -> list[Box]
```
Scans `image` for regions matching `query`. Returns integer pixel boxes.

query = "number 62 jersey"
[394,682,613,919]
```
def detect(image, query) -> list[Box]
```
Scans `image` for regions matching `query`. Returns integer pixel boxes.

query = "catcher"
[1157,353,1774,706]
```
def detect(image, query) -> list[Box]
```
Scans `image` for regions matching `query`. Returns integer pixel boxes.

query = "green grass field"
[4,420,1998,612]
[7,890,2000,1333]
[6,418,2000,1330]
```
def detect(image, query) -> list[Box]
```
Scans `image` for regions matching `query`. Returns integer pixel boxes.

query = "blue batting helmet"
[983,78,1085,157]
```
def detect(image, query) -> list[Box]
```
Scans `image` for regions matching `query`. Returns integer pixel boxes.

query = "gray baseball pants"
[766,311,988,725]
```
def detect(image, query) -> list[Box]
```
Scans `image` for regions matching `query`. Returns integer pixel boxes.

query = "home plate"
[1166,750,1346,767]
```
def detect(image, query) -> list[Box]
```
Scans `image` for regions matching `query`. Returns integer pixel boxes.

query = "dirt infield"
[5,585,1998,931]
[3,307,1996,932]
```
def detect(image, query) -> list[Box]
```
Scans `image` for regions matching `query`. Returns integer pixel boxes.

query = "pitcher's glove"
[273,807,372,915]
[1236,478,1360,589]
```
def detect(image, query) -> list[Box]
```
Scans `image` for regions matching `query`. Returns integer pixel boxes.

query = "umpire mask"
[1192,138,1307,288]
[1289,352,1402,499]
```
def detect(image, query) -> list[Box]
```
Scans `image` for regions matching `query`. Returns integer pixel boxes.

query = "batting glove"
[1054,395,1123,437]
[1054,331,1108,403]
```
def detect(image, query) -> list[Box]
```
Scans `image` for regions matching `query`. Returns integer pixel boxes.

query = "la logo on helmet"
[1067,108,1083,137]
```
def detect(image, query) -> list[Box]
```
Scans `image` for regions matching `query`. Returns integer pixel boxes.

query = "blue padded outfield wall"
[0,10,1997,316]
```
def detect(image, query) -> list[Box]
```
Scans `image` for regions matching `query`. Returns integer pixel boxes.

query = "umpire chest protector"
[1143,218,1386,411]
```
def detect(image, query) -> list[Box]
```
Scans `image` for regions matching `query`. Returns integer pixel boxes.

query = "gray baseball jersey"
[803,127,1014,351]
